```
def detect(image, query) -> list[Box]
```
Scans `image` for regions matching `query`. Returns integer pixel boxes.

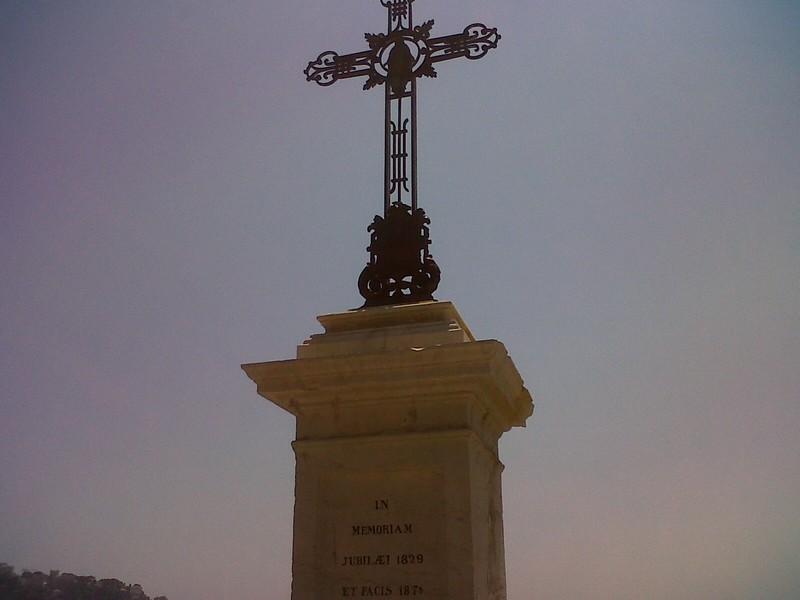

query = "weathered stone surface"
[242,301,533,600]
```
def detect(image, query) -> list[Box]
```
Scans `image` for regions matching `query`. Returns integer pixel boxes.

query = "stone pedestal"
[242,301,533,600]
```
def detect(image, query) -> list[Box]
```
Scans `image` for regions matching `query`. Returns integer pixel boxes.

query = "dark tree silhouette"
[0,564,168,600]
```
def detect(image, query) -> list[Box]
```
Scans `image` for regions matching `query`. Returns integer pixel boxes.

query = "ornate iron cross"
[304,0,500,307]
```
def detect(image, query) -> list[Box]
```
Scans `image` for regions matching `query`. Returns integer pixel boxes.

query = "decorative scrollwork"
[461,23,501,59]
[304,50,372,86]
[365,32,387,51]
[413,19,434,40]
[428,23,501,64]
[358,202,440,307]
[304,51,339,86]
[303,3,499,307]
[381,0,415,32]
[361,21,436,92]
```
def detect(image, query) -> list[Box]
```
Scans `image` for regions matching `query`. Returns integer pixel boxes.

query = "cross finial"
[304,1,500,307]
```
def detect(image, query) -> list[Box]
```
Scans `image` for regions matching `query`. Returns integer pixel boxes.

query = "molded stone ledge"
[242,301,534,441]
[316,301,474,337]
[242,339,533,434]
[298,301,474,359]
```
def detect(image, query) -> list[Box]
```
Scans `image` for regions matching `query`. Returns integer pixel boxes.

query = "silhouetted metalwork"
[358,202,441,305]
[304,0,500,306]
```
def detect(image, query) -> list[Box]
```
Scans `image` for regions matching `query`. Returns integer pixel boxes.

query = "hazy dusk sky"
[1,1,798,599]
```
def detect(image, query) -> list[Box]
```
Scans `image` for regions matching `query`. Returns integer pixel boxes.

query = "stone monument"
[242,2,533,598]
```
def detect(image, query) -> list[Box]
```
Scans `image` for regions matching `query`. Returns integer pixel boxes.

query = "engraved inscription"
[352,523,413,536]
[398,584,425,596]
[321,469,444,598]
[340,554,391,567]
[340,553,424,567]
[340,584,425,597]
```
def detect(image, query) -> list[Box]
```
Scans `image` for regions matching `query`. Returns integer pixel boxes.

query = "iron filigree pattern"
[304,1,499,306]
[303,50,373,86]
[358,202,441,307]
[381,0,415,32]
[362,20,436,91]
[429,23,501,62]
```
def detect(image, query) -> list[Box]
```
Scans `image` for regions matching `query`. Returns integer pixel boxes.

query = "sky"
[1,1,798,598]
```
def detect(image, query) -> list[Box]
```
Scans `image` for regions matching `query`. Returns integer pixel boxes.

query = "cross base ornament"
[304,0,500,307]
[358,201,441,306]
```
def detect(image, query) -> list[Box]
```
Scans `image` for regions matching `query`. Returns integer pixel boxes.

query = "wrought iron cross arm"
[428,23,501,63]
[304,49,374,86]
